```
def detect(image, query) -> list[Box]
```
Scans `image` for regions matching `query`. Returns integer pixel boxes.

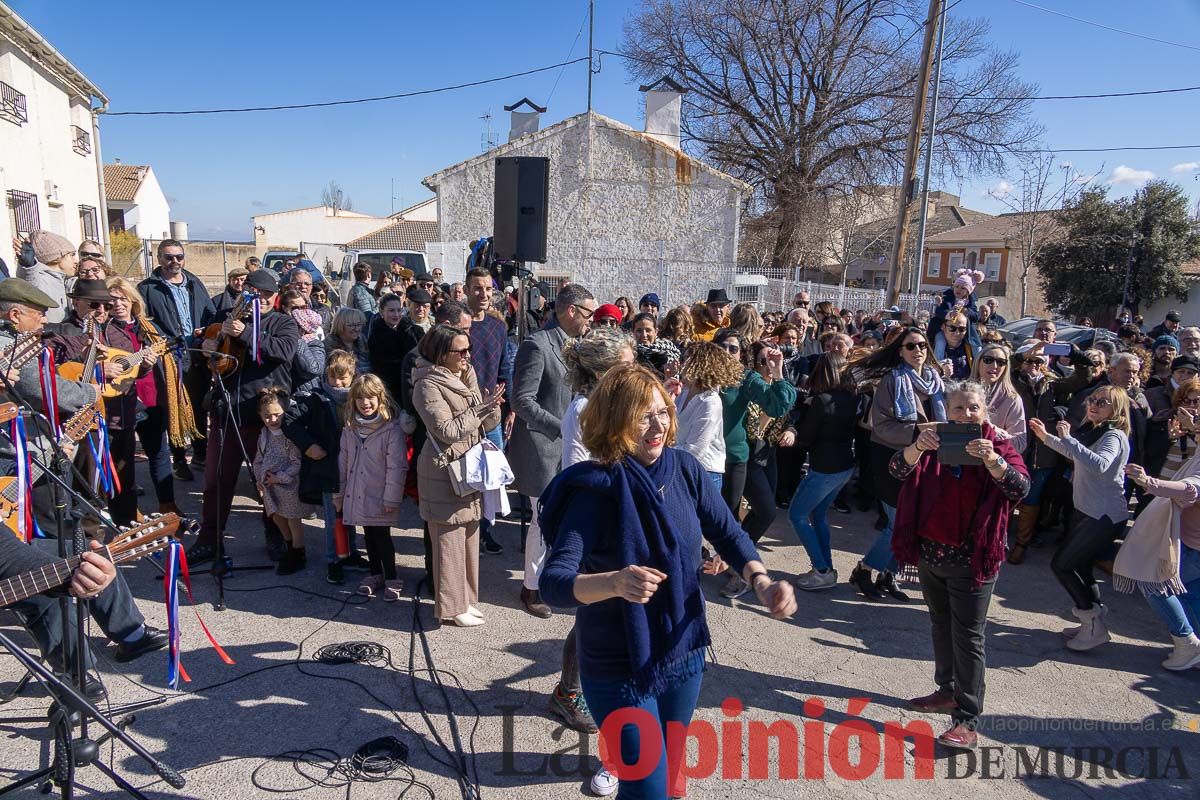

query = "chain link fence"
[109,238,257,292]
[742,267,940,314]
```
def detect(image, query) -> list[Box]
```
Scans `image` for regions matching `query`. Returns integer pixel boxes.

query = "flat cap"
[246,270,281,293]
[406,286,433,304]
[0,277,59,311]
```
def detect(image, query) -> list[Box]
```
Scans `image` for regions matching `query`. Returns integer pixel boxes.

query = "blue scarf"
[539,448,710,697]
[892,363,947,423]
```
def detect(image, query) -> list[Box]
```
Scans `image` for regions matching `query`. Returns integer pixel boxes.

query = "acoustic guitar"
[0,513,181,608]
[61,335,182,399]
[200,293,252,377]
[0,331,46,376]
[0,400,98,539]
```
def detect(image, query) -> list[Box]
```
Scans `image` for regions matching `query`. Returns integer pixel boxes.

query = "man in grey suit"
[507,283,596,729]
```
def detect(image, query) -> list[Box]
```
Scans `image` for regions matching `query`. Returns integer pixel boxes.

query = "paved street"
[0,461,1196,799]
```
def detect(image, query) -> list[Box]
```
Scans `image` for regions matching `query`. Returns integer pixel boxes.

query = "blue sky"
[13,0,1200,240]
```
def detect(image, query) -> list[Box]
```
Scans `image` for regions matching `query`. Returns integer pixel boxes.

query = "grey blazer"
[507,324,571,497]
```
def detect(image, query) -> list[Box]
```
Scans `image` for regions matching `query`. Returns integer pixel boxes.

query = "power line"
[1011,144,1200,154]
[106,57,590,117]
[546,3,591,107]
[599,50,1200,101]
[1008,0,1200,53]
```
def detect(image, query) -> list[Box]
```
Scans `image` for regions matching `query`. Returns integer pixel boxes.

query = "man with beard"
[1145,335,1180,390]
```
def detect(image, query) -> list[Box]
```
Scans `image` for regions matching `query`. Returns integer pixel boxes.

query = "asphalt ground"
[0,457,1196,799]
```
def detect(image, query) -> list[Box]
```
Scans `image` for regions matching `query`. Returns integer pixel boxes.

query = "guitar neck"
[0,551,92,607]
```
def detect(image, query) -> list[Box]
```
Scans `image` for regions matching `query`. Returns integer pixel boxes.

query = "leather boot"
[158,501,181,515]
[1007,504,1039,565]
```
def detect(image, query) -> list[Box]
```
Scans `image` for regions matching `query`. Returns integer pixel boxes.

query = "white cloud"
[987,179,1013,197]
[1170,162,1199,175]
[1107,165,1155,187]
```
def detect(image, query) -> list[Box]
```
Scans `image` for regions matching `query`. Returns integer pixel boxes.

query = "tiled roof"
[1179,258,1200,277]
[104,164,146,202]
[926,211,1060,245]
[346,220,439,251]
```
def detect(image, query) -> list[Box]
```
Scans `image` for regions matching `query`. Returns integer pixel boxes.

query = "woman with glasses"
[327,307,371,376]
[281,288,326,397]
[711,328,796,597]
[970,343,1026,452]
[613,297,636,330]
[937,311,975,380]
[1030,385,1131,651]
[853,326,947,601]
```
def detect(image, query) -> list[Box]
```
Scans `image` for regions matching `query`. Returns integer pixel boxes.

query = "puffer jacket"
[335,416,407,526]
[412,361,502,526]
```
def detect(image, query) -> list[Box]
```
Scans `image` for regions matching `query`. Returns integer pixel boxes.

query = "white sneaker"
[466,605,485,620]
[1163,633,1200,671]
[796,568,838,591]
[589,768,618,796]
[1065,605,1110,651]
[446,613,485,627]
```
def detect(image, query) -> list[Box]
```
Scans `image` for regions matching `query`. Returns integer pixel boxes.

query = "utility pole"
[885,0,943,308]
[910,0,947,297]
[587,0,595,112]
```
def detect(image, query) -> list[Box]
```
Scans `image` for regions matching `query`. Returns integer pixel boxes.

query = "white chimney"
[505,98,546,142]
[639,76,687,148]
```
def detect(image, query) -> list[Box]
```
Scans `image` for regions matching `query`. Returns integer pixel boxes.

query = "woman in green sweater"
[713,328,797,597]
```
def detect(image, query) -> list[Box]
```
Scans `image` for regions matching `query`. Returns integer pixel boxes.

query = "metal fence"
[111,239,257,291]
[741,266,940,314]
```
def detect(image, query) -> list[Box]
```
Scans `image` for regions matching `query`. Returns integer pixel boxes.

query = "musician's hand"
[5,367,19,385]
[256,483,265,496]
[221,319,246,337]
[102,359,123,380]
[70,541,115,599]
[142,349,159,367]
[701,553,726,575]
[305,444,327,460]
[200,337,217,352]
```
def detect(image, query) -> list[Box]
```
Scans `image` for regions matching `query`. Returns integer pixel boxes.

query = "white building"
[0,2,108,252]
[388,196,436,222]
[103,162,170,239]
[252,205,389,254]
[422,80,751,306]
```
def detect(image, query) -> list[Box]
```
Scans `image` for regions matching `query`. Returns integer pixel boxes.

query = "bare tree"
[320,180,354,213]
[987,154,1101,316]
[622,0,1042,269]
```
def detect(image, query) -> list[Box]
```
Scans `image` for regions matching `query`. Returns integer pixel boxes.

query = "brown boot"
[1007,504,1039,565]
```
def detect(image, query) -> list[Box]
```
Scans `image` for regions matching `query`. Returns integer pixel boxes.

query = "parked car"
[998,316,1117,349]
[335,249,428,303]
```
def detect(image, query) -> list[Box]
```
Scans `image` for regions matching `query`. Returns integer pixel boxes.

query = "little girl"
[253,387,316,576]
[335,374,407,600]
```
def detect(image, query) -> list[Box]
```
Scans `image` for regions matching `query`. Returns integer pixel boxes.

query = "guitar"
[200,293,252,377]
[0,514,181,609]
[0,331,47,375]
[79,335,182,399]
[55,316,105,396]
[0,400,98,539]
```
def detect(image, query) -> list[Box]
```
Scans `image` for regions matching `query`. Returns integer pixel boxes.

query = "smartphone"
[937,422,983,466]
[1043,342,1071,357]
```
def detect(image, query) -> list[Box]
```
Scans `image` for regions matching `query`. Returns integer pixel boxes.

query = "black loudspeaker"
[493,156,549,263]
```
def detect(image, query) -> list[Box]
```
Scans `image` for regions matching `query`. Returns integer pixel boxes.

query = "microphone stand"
[0,355,172,800]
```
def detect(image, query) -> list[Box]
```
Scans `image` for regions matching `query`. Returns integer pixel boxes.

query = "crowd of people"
[2,233,1199,796]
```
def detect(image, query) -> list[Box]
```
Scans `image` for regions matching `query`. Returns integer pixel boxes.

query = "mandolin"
[54,316,105,419]
[0,331,47,375]
[0,514,181,609]
[0,400,97,539]
[67,335,183,399]
[200,293,252,376]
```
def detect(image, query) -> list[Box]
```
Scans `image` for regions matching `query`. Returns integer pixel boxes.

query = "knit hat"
[291,307,323,339]
[639,293,661,310]
[953,268,986,294]
[594,303,623,324]
[1153,334,1180,352]
[30,230,76,265]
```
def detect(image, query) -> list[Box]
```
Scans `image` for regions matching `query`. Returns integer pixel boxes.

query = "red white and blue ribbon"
[250,300,262,365]
[161,541,235,689]
[37,350,61,438]
[9,417,42,541]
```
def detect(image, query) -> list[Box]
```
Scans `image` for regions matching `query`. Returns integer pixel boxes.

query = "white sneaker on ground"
[466,605,485,620]
[589,768,618,796]
[795,568,838,591]
[1163,633,1200,671]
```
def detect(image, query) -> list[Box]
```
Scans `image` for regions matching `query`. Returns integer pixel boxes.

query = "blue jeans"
[581,651,705,800]
[863,502,898,573]
[135,406,174,505]
[706,471,722,489]
[1025,467,1053,505]
[323,492,359,565]
[1145,543,1200,637]
[788,467,854,572]
[481,425,504,538]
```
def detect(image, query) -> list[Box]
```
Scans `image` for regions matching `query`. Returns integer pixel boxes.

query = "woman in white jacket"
[675,341,747,486]
[560,328,636,469]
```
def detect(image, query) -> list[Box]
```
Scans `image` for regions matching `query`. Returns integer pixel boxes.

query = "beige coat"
[412,359,502,526]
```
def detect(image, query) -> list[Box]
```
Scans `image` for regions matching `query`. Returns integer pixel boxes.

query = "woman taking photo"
[739,341,797,547]
[328,307,371,375]
[412,324,504,627]
[790,353,859,591]
[1029,384,1131,651]
[539,364,796,799]
[936,310,975,380]
[674,342,744,486]
[891,381,1029,750]
[855,326,947,601]
[969,343,1026,452]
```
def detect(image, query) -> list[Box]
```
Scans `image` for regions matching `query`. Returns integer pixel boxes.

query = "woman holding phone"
[1029,385,1131,651]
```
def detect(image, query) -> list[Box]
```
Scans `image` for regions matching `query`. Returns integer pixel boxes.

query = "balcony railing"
[72,125,91,156]
[1,81,28,125]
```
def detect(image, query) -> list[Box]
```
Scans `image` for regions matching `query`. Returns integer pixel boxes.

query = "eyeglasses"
[87,301,114,310]
[636,409,672,430]
[981,356,1008,367]
[902,341,929,351]
[78,266,105,276]
[161,253,185,262]
[1086,396,1113,408]
[572,304,595,320]
[1035,328,1055,335]
[596,318,619,327]
[1182,397,1200,408]
[945,325,966,334]
[1025,358,1048,367]
[79,251,103,259]
[719,343,741,353]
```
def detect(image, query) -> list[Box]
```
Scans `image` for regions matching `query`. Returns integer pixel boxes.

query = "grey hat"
[0,277,59,311]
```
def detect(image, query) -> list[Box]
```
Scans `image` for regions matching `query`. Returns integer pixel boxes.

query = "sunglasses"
[162,254,185,262]
[945,325,966,333]
[981,356,1008,367]
[1182,397,1200,408]
[1025,358,1048,367]
[87,301,114,310]
[80,251,103,259]
[1035,328,1055,335]
[1086,396,1113,408]
[448,346,472,355]
[794,300,810,308]
[902,341,929,351]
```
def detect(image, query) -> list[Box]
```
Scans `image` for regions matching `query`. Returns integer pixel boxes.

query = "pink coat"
[335,417,407,526]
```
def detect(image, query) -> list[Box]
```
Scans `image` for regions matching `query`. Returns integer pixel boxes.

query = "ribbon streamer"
[251,299,262,365]
[9,417,42,541]
[37,350,61,438]
[162,542,235,688]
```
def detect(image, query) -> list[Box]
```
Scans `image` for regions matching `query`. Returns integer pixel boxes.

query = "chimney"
[505,98,546,142]
[638,76,687,148]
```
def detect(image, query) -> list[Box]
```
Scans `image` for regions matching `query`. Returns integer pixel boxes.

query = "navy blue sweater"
[539,448,761,681]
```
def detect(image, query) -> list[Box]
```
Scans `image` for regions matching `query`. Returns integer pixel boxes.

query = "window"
[926,252,941,278]
[948,252,963,274]
[0,81,27,125]
[6,190,39,237]
[79,205,98,240]
[71,125,91,156]
[984,253,1002,281]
